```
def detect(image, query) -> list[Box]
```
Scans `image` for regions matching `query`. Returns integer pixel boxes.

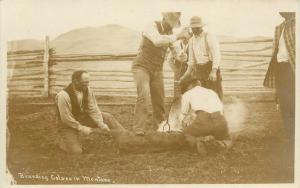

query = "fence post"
[43,36,50,97]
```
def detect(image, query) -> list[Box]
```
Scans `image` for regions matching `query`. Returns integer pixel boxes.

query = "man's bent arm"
[180,39,195,80]
[143,22,178,47]
[56,92,85,131]
[207,33,221,69]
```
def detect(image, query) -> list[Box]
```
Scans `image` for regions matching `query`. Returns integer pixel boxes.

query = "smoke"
[157,97,248,134]
[224,98,248,134]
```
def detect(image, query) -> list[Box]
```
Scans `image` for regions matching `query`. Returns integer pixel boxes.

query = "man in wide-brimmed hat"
[179,76,232,156]
[179,16,223,100]
[263,12,295,168]
[131,12,190,135]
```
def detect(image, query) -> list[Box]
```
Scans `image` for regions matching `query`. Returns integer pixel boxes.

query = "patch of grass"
[7,102,294,184]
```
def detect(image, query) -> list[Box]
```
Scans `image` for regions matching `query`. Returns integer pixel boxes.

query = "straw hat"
[190,16,205,28]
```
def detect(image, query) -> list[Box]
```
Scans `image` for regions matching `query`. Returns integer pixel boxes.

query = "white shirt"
[142,22,177,47]
[277,28,289,63]
[188,32,221,69]
[180,86,223,119]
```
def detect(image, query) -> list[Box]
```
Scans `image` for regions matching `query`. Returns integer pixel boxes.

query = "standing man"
[180,16,223,100]
[167,27,192,98]
[263,12,295,164]
[132,12,190,135]
[55,70,125,154]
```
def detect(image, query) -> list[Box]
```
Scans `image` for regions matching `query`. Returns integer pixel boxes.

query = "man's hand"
[78,125,92,135]
[208,68,217,81]
[98,122,110,132]
[176,29,190,40]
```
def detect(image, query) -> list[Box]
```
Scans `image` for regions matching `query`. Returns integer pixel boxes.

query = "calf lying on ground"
[94,80,233,156]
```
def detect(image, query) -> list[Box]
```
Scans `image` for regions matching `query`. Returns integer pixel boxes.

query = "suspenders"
[204,33,209,57]
[191,32,210,63]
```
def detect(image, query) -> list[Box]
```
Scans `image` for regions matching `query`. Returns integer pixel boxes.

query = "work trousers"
[132,67,166,132]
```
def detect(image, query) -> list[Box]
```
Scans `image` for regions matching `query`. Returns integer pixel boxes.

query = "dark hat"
[180,75,201,94]
[162,12,182,28]
[279,12,295,18]
[279,11,295,15]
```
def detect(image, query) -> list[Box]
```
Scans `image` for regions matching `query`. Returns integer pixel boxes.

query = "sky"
[0,0,298,41]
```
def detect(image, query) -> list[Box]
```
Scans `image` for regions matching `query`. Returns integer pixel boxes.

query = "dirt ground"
[7,100,294,184]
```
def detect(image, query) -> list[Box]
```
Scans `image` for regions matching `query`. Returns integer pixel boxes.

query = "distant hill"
[50,24,141,55]
[7,25,272,54]
[7,39,44,52]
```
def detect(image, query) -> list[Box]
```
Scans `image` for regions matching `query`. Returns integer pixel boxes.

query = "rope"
[162,53,186,133]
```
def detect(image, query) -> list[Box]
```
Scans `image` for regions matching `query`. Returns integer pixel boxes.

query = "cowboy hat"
[279,12,295,18]
[190,16,205,28]
[162,12,181,28]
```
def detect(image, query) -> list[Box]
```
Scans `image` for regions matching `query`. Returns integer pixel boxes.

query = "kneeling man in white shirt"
[179,77,232,156]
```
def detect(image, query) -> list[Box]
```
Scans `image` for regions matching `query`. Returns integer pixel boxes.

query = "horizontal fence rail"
[7,37,274,101]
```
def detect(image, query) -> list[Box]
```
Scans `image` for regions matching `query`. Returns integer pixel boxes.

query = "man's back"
[182,86,223,114]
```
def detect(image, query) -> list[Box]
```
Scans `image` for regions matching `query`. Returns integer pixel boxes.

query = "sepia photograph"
[0,0,299,186]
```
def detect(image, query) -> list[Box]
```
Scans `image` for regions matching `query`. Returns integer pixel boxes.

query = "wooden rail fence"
[7,37,274,100]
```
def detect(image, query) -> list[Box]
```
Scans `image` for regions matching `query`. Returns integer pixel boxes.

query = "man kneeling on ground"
[179,77,232,156]
[55,70,125,154]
